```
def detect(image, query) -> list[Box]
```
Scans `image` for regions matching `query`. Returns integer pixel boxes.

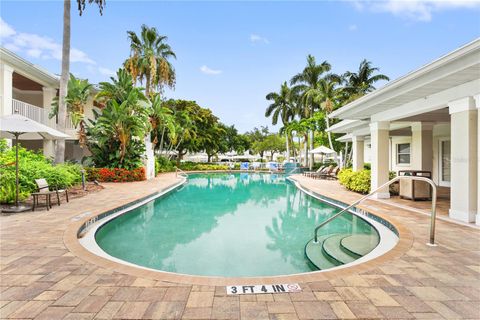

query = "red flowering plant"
[85,167,146,182]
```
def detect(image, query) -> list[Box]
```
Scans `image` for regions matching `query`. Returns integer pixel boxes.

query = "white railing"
[12,99,75,130]
[12,99,49,124]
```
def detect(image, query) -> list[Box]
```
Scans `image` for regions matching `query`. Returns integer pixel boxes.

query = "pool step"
[305,236,341,270]
[305,233,379,271]
[322,234,359,264]
[341,234,379,256]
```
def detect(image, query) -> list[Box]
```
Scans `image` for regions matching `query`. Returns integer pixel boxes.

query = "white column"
[448,97,477,223]
[370,121,390,199]
[0,63,14,117]
[42,87,57,159]
[411,122,433,172]
[143,136,155,180]
[475,95,480,226]
[352,136,364,172]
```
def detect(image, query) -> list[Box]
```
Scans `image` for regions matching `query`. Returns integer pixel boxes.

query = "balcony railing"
[12,99,75,130]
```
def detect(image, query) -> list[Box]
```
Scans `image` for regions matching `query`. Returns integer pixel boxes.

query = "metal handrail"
[175,167,188,178]
[313,176,438,246]
[287,166,303,175]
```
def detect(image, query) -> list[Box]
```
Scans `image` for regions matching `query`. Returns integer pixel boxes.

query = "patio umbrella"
[310,145,336,154]
[0,114,70,212]
[311,145,336,164]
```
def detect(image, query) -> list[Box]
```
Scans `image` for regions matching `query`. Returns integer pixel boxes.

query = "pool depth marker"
[226,284,301,295]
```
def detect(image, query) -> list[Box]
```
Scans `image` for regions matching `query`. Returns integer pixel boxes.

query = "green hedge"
[338,168,371,194]
[0,141,82,203]
[338,168,397,194]
[155,158,229,174]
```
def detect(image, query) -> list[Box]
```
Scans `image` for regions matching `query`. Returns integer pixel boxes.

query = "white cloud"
[200,65,222,75]
[352,0,480,22]
[250,34,269,44]
[98,67,115,77]
[0,17,115,79]
[0,18,15,38]
[348,24,358,31]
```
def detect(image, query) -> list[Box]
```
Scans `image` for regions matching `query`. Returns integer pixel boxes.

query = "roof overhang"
[0,47,59,88]
[328,119,368,133]
[330,38,480,120]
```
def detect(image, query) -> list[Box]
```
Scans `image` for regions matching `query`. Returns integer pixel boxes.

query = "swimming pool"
[88,173,393,277]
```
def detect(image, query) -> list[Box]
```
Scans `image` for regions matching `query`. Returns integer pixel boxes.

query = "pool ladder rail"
[175,167,189,178]
[305,176,438,270]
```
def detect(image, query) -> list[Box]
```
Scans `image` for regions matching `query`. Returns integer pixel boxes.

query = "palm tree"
[290,55,331,168]
[315,75,343,151]
[344,59,390,98]
[49,74,92,147]
[56,0,105,164]
[265,82,297,160]
[124,24,176,97]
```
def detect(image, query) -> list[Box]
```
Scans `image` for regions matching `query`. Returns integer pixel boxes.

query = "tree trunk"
[145,74,151,98]
[309,130,314,170]
[325,114,335,152]
[55,0,71,164]
[207,154,212,163]
[303,134,308,167]
[285,132,290,161]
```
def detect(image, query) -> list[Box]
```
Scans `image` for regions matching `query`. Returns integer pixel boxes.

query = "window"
[397,143,410,164]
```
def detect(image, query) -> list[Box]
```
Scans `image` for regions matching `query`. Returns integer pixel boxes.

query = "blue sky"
[1,1,479,132]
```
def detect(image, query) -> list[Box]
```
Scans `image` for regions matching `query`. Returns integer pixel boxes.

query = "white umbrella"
[0,114,70,212]
[310,145,336,154]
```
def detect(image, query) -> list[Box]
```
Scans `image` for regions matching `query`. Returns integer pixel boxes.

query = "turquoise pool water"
[95,173,378,277]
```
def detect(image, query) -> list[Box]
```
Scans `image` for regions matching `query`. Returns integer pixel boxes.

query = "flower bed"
[86,167,146,182]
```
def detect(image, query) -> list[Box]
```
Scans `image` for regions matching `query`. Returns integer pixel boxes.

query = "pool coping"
[64,172,414,286]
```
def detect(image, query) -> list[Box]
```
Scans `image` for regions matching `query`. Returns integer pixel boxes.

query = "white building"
[329,38,480,225]
[0,47,95,161]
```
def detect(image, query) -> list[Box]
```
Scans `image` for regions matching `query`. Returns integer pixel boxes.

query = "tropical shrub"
[155,157,175,174]
[338,168,397,194]
[0,143,82,203]
[338,168,371,194]
[85,167,146,182]
[85,69,150,170]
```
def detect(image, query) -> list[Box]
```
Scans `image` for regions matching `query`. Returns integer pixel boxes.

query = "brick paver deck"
[1,173,479,319]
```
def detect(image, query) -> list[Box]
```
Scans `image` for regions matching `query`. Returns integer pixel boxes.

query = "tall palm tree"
[56,0,105,164]
[315,75,343,151]
[124,24,176,97]
[343,59,390,98]
[265,82,296,160]
[290,55,331,168]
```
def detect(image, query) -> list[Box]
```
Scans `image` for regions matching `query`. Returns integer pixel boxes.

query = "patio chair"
[314,166,339,180]
[252,162,261,170]
[31,179,69,211]
[303,166,326,178]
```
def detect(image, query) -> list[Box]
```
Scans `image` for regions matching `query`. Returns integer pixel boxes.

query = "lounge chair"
[32,178,69,211]
[252,162,261,170]
[310,165,332,179]
[303,166,326,178]
[267,162,279,172]
[240,162,250,170]
[314,166,340,180]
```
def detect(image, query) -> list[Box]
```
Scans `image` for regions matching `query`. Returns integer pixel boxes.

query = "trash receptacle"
[398,170,432,201]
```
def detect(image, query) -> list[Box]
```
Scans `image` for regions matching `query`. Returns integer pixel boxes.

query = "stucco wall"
[12,90,43,107]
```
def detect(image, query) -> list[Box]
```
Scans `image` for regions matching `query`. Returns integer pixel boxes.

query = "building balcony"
[12,98,76,131]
